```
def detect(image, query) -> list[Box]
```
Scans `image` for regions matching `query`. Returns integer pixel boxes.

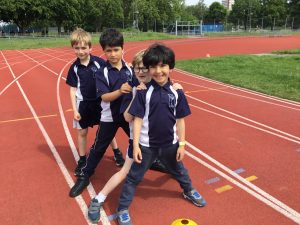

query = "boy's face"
[134,62,151,84]
[103,46,123,65]
[148,62,171,86]
[73,41,91,62]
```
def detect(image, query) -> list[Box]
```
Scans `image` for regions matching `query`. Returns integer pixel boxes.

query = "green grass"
[273,49,300,54]
[176,55,300,102]
[0,32,184,50]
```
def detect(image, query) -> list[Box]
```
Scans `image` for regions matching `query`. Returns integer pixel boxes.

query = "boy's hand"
[74,111,81,121]
[173,83,183,90]
[136,82,147,90]
[120,82,132,94]
[133,146,142,163]
[176,146,185,161]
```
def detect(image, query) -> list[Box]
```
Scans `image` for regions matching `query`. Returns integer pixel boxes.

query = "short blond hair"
[70,28,92,47]
[132,50,145,67]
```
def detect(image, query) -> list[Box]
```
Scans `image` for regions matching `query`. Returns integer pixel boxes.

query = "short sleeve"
[128,90,146,118]
[66,64,77,87]
[176,90,191,118]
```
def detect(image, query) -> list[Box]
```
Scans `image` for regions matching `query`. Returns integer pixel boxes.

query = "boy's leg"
[160,143,206,207]
[69,122,118,198]
[83,121,118,176]
[111,137,125,167]
[159,144,193,192]
[74,128,88,176]
[117,145,156,211]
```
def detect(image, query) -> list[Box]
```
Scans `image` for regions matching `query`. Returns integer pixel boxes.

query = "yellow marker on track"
[172,218,197,225]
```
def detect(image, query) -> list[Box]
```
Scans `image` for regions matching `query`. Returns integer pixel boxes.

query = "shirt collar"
[149,79,172,90]
[75,54,94,67]
[106,60,127,70]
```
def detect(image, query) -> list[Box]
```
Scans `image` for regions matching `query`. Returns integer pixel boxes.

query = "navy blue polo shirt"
[66,55,106,101]
[128,80,191,148]
[96,60,138,122]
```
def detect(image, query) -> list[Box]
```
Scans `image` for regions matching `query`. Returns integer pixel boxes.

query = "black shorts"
[78,100,101,129]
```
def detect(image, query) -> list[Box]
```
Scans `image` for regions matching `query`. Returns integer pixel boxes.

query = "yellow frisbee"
[172,218,197,225]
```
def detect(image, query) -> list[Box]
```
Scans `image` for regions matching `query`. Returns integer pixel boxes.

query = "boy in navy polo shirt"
[69,28,137,198]
[66,28,123,178]
[116,44,207,225]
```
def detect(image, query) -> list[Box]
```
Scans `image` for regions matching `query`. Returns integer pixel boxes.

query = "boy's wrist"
[179,141,186,146]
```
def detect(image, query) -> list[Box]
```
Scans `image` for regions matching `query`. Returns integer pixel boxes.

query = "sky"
[185,0,221,7]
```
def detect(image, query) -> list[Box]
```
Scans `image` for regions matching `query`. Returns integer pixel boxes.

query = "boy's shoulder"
[90,55,106,67]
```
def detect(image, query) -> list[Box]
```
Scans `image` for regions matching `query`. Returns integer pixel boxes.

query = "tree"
[0,0,45,33]
[288,0,300,29]
[48,0,81,34]
[206,2,227,24]
[261,0,287,30]
[229,0,261,30]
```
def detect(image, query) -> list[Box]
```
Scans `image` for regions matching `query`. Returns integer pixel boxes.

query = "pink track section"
[0,35,299,225]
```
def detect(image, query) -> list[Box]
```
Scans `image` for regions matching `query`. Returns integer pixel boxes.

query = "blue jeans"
[118,143,193,211]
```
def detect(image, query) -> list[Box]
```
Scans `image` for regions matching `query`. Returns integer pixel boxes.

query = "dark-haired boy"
[69,28,135,197]
[116,44,206,225]
[66,28,123,177]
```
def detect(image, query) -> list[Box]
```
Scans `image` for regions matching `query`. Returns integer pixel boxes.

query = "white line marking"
[56,60,111,225]
[173,78,300,111]
[187,96,300,142]
[186,141,300,223]
[189,103,300,145]
[175,68,300,107]
[1,50,94,225]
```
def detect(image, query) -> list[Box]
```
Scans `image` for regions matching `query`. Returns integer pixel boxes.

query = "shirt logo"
[168,94,176,109]
[91,66,98,73]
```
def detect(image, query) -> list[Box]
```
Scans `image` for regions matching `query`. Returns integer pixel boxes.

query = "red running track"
[0,35,300,225]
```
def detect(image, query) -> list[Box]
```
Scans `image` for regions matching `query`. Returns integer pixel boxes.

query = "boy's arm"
[176,118,186,161]
[123,97,135,122]
[70,87,81,121]
[101,82,132,102]
[133,117,143,163]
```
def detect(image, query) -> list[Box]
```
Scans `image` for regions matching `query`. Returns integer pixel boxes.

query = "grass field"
[176,55,300,102]
[1,32,299,102]
[0,32,183,50]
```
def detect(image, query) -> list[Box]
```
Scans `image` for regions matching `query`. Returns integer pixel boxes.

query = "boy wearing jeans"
[116,44,207,225]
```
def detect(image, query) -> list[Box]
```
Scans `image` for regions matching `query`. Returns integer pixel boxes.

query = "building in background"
[222,0,234,10]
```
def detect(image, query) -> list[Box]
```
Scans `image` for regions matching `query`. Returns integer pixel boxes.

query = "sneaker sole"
[183,193,206,207]
[88,216,100,224]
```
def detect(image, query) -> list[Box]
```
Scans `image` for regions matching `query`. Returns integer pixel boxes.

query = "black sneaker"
[74,158,86,177]
[113,149,125,167]
[150,159,168,173]
[69,176,90,198]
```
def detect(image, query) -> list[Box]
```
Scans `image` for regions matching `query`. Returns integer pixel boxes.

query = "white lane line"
[189,103,300,145]
[56,60,111,225]
[1,54,69,96]
[185,149,300,224]
[175,68,300,107]
[173,78,300,111]
[187,96,300,142]
[0,50,94,225]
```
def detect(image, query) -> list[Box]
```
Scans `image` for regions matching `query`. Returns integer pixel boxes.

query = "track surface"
[1,35,300,225]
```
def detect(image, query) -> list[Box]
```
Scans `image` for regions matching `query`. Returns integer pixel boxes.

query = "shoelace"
[120,213,130,222]
[192,191,201,199]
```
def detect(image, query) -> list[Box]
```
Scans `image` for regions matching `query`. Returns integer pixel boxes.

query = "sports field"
[1,35,300,225]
